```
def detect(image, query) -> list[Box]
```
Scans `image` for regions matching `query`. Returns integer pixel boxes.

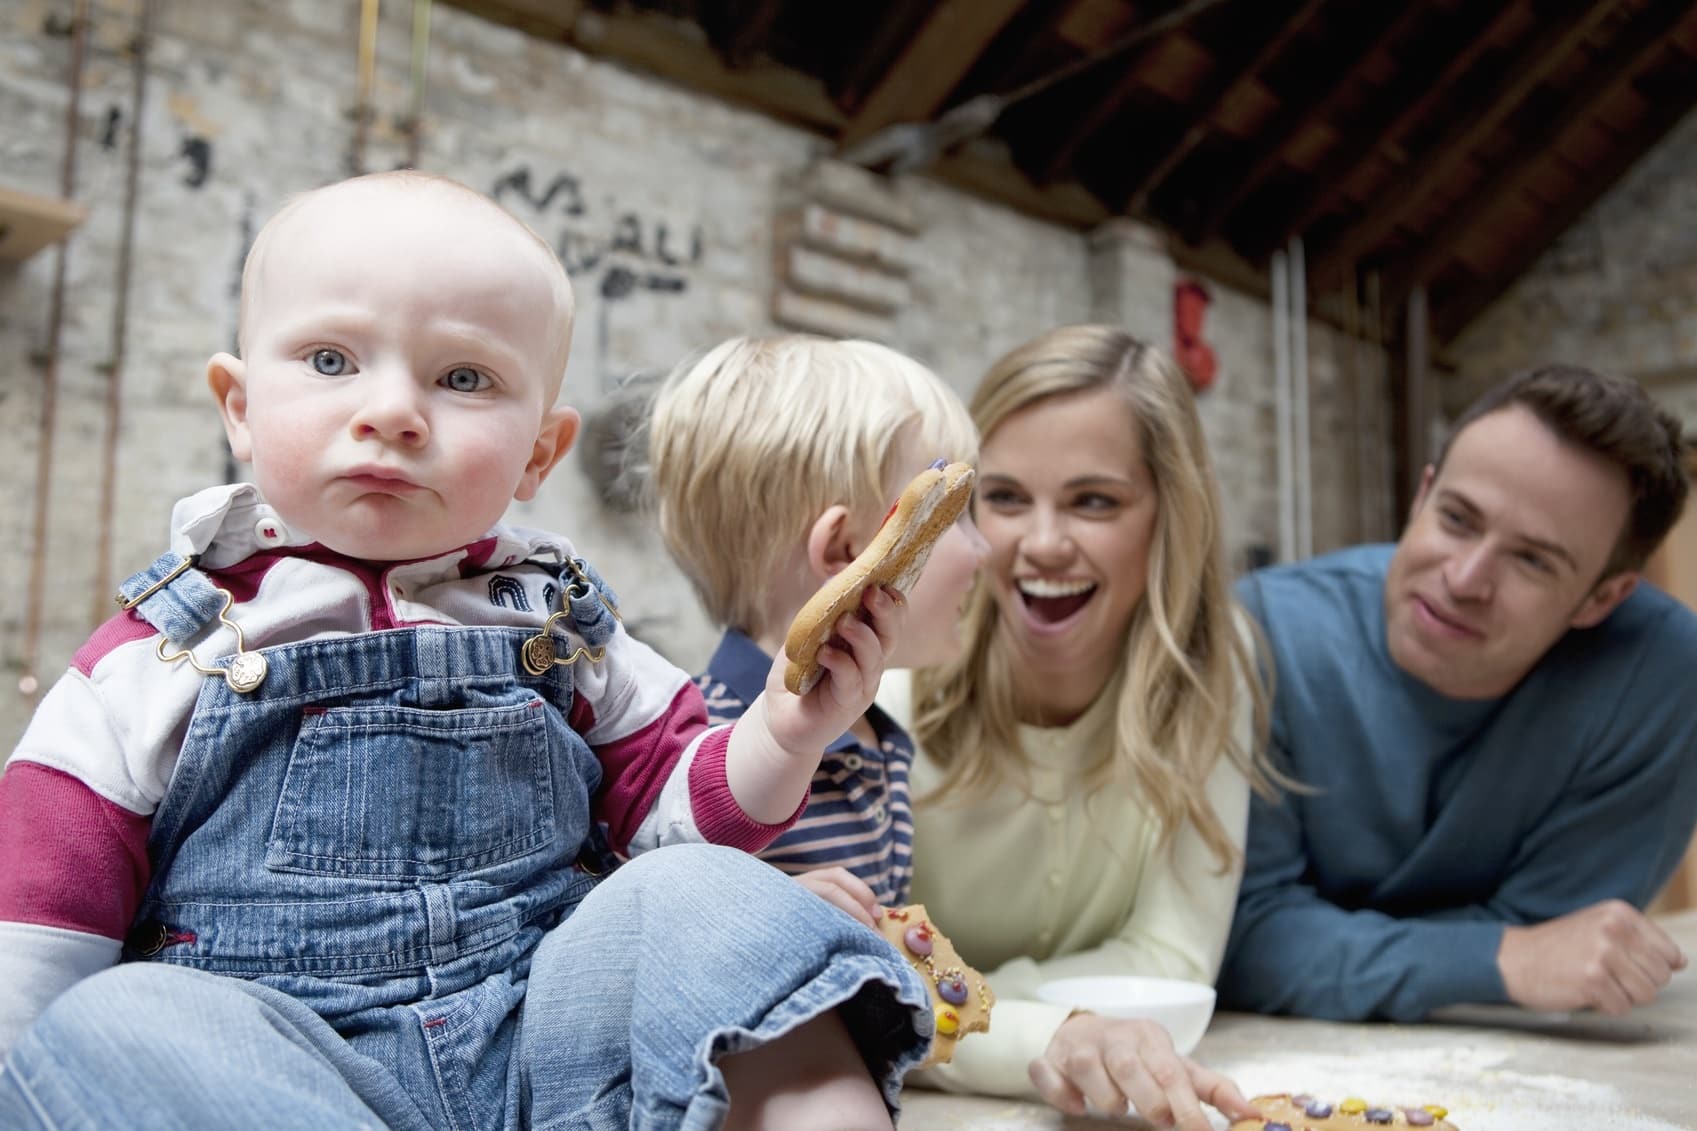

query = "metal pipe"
[1290,236,1312,559]
[350,0,380,174]
[1366,271,1388,539]
[1271,249,1294,564]
[20,0,90,700]
[90,0,154,624]
[1405,285,1431,511]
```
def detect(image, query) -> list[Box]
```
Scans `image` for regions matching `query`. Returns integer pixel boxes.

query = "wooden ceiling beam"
[1032,38,1173,186]
[708,0,786,68]
[1255,1,1528,261]
[1433,58,1697,343]
[448,0,584,42]
[446,2,844,130]
[1193,3,1415,244]
[1309,0,1621,283]
[1123,0,1328,214]
[1383,0,1693,308]
[835,0,1025,150]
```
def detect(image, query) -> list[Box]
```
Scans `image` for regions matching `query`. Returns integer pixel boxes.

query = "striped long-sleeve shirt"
[696,629,914,905]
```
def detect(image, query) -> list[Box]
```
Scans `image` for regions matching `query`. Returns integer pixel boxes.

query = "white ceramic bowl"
[1035,975,1217,1055]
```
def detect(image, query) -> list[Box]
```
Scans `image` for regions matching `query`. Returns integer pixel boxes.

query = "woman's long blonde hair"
[913,325,1278,871]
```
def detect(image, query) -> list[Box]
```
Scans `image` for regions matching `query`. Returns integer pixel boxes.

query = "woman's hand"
[794,867,881,929]
[1028,1013,1253,1130]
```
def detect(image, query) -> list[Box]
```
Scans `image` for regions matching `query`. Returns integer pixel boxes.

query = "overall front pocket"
[267,697,556,879]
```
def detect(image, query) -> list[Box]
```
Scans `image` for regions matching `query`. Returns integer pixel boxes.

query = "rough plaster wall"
[1448,106,1697,430]
[0,0,1383,753]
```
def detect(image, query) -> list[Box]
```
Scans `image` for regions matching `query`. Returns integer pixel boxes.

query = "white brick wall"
[0,0,1390,752]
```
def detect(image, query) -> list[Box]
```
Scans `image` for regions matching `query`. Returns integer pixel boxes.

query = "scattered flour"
[1205,1041,1687,1131]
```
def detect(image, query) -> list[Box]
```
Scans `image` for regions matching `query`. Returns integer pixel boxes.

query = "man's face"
[1383,405,1638,700]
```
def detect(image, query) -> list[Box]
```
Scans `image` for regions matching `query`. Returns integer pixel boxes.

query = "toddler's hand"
[794,867,881,929]
[723,585,905,825]
[763,584,905,756]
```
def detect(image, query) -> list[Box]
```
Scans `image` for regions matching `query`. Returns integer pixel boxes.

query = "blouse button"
[842,753,864,772]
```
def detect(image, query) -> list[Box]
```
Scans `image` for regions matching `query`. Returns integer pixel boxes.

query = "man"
[1219,364,1697,1022]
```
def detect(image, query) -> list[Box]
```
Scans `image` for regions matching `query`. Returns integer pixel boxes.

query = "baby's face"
[217,184,575,561]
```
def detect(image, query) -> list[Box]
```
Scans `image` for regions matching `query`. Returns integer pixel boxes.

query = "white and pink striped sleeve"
[0,615,197,1057]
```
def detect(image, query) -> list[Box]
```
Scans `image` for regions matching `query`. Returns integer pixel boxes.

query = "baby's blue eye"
[443,366,489,393]
[311,349,348,375]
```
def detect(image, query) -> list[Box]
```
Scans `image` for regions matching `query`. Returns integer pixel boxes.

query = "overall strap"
[559,555,620,649]
[116,552,227,641]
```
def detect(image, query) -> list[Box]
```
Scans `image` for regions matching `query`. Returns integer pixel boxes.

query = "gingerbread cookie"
[783,459,975,695]
[876,903,994,1067]
[1231,1093,1457,1129]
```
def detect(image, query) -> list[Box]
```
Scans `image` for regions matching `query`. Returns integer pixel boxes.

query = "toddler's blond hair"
[649,335,977,635]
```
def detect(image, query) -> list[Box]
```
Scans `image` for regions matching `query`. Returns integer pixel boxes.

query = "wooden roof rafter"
[1309,0,1623,283]
[1028,39,1174,187]
[1123,0,1329,215]
[701,0,784,69]
[1255,0,1531,261]
[1383,0,1695,308]
[1433,45,1697,342]
[1192,3,1417,244]
[834,0,1025,151]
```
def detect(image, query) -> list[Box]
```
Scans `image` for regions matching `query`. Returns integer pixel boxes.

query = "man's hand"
[725,586,904,824]
[794,867,880,929]
[1028,1013,1254,1131]
[1498,899,1688,1015]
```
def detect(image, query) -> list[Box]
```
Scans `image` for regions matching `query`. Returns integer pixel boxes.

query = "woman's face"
[974,388,1159,711]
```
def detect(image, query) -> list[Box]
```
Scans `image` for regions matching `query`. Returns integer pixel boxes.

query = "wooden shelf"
[0,185,87,262]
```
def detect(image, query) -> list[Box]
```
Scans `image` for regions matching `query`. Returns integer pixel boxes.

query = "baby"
[0,172,932,1131]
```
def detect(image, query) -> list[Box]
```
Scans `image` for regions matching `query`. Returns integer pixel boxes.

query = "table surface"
[898,909,1697,1130]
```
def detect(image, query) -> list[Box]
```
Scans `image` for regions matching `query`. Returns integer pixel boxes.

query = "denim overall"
[0,550,932,1131]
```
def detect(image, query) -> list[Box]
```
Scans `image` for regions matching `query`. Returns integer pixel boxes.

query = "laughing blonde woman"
[883,325,1283,1131]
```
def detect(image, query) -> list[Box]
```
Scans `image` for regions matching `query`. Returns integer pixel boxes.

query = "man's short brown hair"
[1437,364,1688,575]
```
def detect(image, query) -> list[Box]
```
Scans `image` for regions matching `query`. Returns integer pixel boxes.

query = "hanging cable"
[90,0,154,625]
[839,0,1232,172]
[404,0,431,168]
[21,0,90,700]
[350,0,380,174]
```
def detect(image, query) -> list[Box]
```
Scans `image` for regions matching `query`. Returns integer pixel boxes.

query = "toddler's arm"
[724,586,905,824]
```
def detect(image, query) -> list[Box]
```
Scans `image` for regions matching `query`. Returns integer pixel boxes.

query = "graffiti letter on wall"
[493,166,587,218]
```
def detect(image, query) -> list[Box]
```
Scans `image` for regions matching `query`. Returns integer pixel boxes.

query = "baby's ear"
[515,406,580,501]
[207,352,253,462]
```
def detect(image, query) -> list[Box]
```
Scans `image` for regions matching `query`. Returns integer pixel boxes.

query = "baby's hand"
[794,867,881,929]
[763,584,904,755]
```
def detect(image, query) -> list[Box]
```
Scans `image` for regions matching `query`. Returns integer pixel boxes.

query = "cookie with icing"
[1230,1093,1458,1129]
[783,460,975,695]
[876,902,994,1067]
